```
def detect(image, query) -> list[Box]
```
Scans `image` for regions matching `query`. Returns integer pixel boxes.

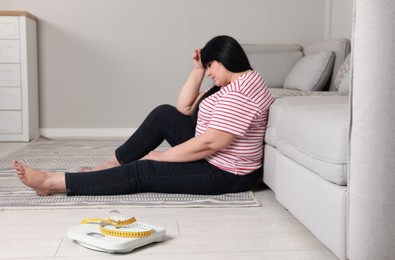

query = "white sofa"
[244,38,351,259]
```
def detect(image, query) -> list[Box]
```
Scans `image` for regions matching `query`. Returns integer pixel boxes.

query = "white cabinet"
[0,11,39,141]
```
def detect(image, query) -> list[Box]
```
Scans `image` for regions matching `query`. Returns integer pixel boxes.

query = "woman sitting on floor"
[13,35,275,196]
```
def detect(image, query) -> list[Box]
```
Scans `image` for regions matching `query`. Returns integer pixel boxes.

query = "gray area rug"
[0,137,261,209]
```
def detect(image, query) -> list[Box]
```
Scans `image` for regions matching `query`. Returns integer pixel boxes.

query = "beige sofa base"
[264,148,347,259]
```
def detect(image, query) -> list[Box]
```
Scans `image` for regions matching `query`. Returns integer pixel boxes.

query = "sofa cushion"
[284,51,335,91]
[303,38,351,91]
[243,44,303,88]
[265,95,345,148]
[269,88,345,99]
[334,54,351,95]
[275,97,349,185]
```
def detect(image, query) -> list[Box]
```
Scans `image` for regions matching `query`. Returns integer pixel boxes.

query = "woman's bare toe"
[12,160,65,196]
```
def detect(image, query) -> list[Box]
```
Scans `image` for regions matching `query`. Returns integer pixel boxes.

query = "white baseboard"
[40,128,136,138]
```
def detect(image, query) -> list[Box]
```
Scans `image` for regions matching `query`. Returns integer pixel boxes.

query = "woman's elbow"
[176,105,193,116]
[210,141,232,152]
[206,134,235,152]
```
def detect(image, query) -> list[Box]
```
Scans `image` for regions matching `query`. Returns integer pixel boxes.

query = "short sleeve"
[208,92,260,136]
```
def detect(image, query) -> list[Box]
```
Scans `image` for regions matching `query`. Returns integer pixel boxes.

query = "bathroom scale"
[67,211,166,253]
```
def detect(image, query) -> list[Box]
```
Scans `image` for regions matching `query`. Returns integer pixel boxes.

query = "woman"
[13,35,275,196]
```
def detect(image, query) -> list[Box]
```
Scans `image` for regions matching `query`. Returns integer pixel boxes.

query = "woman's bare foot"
[13,160,66,196]
[80,155,120,172]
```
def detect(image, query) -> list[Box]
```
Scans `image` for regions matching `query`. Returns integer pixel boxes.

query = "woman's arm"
[176,49,206,116]
[142,128,236,162]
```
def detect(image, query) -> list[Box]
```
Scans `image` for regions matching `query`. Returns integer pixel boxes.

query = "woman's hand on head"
[192,49,204,69]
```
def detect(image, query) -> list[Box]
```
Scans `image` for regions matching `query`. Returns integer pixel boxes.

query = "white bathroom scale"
[67,222,166,253]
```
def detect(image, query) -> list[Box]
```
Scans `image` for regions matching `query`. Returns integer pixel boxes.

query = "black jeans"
[65,105,262,196]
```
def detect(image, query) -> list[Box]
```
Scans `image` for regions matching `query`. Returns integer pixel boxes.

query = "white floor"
[0,141,338,260]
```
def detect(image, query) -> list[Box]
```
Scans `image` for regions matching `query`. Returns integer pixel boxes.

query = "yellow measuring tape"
[98,222,153,238]
[80,210,153,238]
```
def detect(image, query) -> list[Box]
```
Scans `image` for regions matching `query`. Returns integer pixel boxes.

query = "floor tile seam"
[53,238,64,258]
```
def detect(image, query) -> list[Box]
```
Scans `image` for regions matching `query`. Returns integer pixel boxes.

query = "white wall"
[0,0,352,137]
[327,0,354,40]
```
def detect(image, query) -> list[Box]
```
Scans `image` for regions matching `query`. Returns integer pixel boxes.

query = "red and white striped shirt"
[196,70,274,175]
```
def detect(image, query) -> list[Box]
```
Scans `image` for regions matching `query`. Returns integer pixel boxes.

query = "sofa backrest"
[243,38,351,91]
[243,44,303,89]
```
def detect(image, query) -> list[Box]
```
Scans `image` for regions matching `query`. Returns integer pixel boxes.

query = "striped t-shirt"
[196,70,274,175]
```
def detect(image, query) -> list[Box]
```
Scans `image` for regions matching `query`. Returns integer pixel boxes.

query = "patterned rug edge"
[0,138,262,209]
[0,192,261,210]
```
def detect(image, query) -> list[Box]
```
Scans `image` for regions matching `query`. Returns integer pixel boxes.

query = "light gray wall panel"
[0,0,352,131]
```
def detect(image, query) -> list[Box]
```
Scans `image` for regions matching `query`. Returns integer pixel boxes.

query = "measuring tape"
[80,210,153,238]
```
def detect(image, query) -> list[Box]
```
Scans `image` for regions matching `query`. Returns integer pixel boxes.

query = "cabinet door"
[0,87,21,109]
[0,16,19,39]
[0,111,22,133]
[0,40,20,63]
[0,64,21,86]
